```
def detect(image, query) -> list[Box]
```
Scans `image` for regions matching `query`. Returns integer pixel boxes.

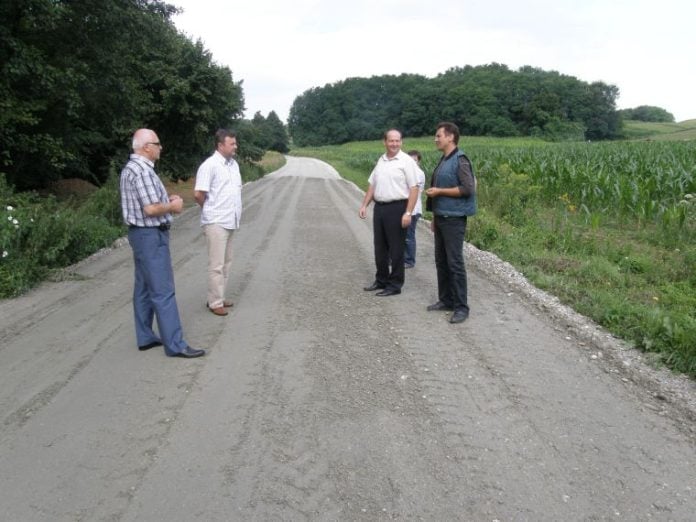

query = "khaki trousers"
[204,224,234,308]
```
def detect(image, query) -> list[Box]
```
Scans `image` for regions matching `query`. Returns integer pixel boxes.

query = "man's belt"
[129,223,171,230]
[375,199,407,205]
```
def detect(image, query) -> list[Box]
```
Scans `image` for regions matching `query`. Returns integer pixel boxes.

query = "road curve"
[0,156,694,520]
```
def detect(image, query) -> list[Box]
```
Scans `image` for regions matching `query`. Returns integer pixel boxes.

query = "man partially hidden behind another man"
[194,129,243,317]
[425,122,477,324]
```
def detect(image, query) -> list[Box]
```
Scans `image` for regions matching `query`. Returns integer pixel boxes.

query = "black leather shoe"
[426,301,453,311]
[172,346,206,358]
[363,282,385,291]
[376,288,401,296]
[138,341,162,351]
[450,310,469,323]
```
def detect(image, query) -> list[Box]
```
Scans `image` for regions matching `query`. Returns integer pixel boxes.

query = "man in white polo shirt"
[194,129,243,316]
[359,129,419,296]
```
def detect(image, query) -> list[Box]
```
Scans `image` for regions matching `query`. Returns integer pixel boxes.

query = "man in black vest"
[425,122,477,323]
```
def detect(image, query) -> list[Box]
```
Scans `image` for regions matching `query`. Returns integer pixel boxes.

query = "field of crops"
[333,138,696,231]
[291,136,696,375]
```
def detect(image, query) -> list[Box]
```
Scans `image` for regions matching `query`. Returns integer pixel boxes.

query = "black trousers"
[373,200,408,291]
[433,215,469,312]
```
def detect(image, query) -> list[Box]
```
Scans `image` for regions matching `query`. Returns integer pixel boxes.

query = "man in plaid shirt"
[119,128,205,358]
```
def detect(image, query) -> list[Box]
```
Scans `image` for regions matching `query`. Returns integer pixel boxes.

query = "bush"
[468,208,501,251]
[0,172,124,297]
[78,166,123,227]
[239,160,265,183]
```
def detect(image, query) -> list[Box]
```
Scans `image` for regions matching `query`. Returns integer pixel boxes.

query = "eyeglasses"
[146,142,162,147]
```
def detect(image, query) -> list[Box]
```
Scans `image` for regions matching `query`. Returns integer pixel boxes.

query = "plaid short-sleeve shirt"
[119,154,171,227]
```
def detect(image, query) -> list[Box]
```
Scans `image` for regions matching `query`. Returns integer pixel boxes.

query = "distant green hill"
[623,119,696,141]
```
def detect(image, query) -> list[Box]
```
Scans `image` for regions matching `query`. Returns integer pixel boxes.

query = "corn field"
[344,139,695,230]
[452,140,696,230]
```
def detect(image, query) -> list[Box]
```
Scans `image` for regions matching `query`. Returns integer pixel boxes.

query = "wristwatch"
[404,211,412,216]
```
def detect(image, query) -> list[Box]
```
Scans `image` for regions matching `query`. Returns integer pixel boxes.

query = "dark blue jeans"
[128,227,188,355]
[433,215,469,313]
[404,213,421,266]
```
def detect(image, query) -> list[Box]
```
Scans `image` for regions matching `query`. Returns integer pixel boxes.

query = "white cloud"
[173,0,696,122]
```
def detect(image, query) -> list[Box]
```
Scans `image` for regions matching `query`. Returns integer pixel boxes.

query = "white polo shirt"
[194,151,242,229]
[368,150,418,203]
[413,164,426,215]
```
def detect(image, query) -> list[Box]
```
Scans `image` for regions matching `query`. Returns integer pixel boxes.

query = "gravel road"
[0,156,694,521]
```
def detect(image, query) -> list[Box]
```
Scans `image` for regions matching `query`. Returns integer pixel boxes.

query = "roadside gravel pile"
[464,241,696,427]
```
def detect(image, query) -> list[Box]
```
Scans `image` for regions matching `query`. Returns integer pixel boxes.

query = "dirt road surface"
[1,157,694,521]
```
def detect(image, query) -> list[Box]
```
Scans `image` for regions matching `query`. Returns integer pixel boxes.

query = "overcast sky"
[172,0,695,124]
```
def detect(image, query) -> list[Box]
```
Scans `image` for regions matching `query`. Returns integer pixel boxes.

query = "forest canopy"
[288,64,622,146]
[1,0,250,190]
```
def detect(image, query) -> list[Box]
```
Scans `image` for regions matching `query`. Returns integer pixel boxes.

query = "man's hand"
[401,213,412,228]
[144,195,183,217]
[359,206,368,219]
[168,195,184,214]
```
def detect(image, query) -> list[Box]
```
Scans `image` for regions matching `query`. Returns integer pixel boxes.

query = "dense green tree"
[233,120,264,162]
[619,105,675,122]
[288,85,347,146]
[251,111,267,130]
[239,111,288,156]
[148,35,244,178]
[288,64,622,145]
[400,81,439,137]
[575,81,621,140]
[264,111,289,153]
[0,0,245,189]
[289,74,429,146]
[0,0,78,189]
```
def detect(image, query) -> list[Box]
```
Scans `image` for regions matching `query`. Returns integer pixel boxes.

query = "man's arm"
[426,186,460,198]
[406,185,418,214]
[194,190,207,207]
[456,156,476,196]
[359,184,375,219]
[144,195,183,216]
[401,185,419,228]
[193,162,211,207]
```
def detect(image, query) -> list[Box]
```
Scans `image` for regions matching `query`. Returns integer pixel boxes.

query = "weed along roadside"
[291,136,696,377]
[0,153,285,299]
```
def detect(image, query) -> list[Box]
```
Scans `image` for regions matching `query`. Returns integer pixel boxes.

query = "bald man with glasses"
[119,128,205,358]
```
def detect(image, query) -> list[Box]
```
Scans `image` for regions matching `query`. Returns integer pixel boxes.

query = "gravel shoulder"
[0,156,693,520]
[464,245,696,428]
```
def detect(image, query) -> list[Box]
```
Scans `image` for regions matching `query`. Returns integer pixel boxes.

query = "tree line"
[1,0,288,192]
[288,63,624,146]
[618,105,675,123]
